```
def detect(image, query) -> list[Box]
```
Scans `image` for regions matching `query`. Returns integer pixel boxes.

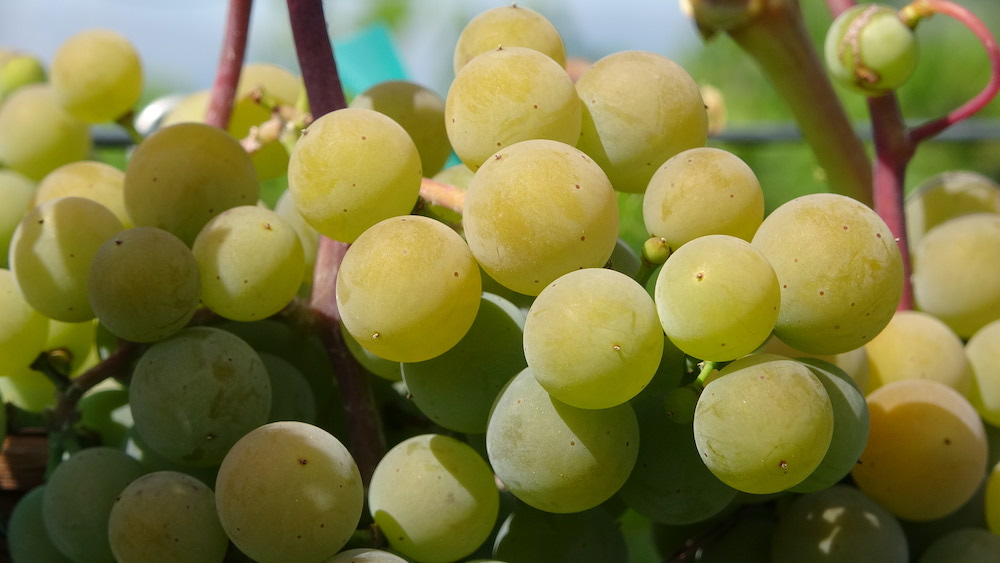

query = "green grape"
[524,268,662,409]
[906,170,1000,249]
[655,234,780,362]
[653,504,775,562]
[969,320,1000,427]
[88,226,201,343]
[825,4,918,96]
[463,139,618,295]
[123,122,260,245]
[10,196,124,322]
[123,426,221,490]
[431,161,475,190]
[0,366,58,412]
[912,213,1000,339]
[607,237,641,279]
[77,385,130,449]
[274,188,319,288]
[452,4,566,74]
[107,471,228,563]
[864,309,971,395]
[33,160,131,228]
[0,83,92,181]
[0,169,35,268]
[50,28,143,123]
[287,107,422,244]
[445,46,581,172]
[339,321,402,382]
[663,385,700,424]
[259,352,317,424]
[852,378,987,521]
[575,50,708,194]
[368,434,499,562]
[486,368,639,513]
[337,215,481,363]
[987,461,1000,534]
[0,268,49,374]
[8,487,75,563]
[192,205,304,321]
[751,192,904,354]
[326,549,409,562]
[642,147,764,249]
[757,333,871,394]
[919,528,1000,563]
[402,293,526,433]
[493,503,627,563]
[0,49,46,102]
[693,356,834,494]
[770,484,908,563]
[42,446,145,563]
[215,421,364,563]
[129,326,271,466]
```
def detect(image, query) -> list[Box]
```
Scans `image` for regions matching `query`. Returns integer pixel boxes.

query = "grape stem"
[205,0,253,129]
[690,360,718,393]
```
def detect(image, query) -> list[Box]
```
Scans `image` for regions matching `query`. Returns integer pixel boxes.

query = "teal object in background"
[333,23,409,100]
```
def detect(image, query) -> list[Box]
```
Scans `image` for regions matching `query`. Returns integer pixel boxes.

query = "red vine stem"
[205,0,253,129]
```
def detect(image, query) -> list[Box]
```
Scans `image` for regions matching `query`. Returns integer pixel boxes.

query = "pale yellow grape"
[967,320,1000,427]
[757,333,871,393]
[0,170,34,268]
[463,139,618,295]
[33,160,130,227]
[287,107,422,243]
[215,421,364,563]
[123,122,260,245]
[864,309,971,395]
[912,213,1000,338]
[655,234,780,362]
[236,62,302,104]
[445,46,581,171]
[751,192,904,354]
[575,50,708,194]
[852,378,987,521]
[906,170,1000,249]
[987,460,1000,535]
[326,549,408,563]
[50,28,142,123]
[642,147,764,250]
[523,268,662,409]
[453,4,566,73]
[337,215,481,362]
[693,357,834,494]
[274,188,318,287]
[0,269,48,375]
[486,368,639,513]
[368,434,499,562]
[0,83,92,180]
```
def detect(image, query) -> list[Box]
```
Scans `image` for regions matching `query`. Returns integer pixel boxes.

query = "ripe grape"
[274,188,319,287]
[825,4,918,96]
[0,170,35,268]
[33,160,130,227]
[50,28,143,123]
[864,309,971,395]
[0,83,92,181]
[452,3,567,73]
[905,170,1000,249]
[966,320,1000,427]
[0,268,49,375]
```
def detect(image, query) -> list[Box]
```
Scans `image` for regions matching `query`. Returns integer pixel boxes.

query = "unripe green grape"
[825,4,918,96]
[259,352,317,424]
[453,4,567,74]
[864,309,971,395]
[33,160,130,228]
[987,460,1000,535]
[0,366,58,413]
[0,50,46,102]
[50,28,143,123]
[920,528,1000,563]
[339,321,402,382]
[0,170,35,268]
[0,268,49,375]
[7,487,74,563]
[0,83,92,181]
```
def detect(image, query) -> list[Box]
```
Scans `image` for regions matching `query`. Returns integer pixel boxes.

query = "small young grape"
[824,4,918,96]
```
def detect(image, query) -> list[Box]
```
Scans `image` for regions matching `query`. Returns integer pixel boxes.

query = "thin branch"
[205,0,253,129]
[286,0,347,118]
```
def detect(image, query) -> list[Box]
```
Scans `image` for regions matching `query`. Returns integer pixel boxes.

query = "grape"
[326,549,408,563]
[0,366,58,412]
[123,122,260,245]
[77,386,131,449]
[987,461,1000,535]
[45,317,99,376]
[0,268,49,375]
[108,470,229,563]
[192,205,305,321]
[864,309,971,395]
[236,61,302,104]
[42,446,145,563]
[693,356,834,494]
[50,28,143,123]
[968,320,1000,426]
[215,421,364,563]
[523,267,662,409]
[452,4,566,73]
[919,528,1000,563]
[444,46,581,172]
[575,50,708,194]
[912,213,1000,339]
[431,161,475,190]
[493,503,628,563]
[905,170,1000,249]
[88,226,201,343]
[0,83,92,181]
[33,160,131,228]
[340,321,402,382]
[0,169,35,268]
[655,234,780,362]
[336,215,481,363]
[757,333,871,393]
[7,487,75,563]
[368,434,499,562]
[770,484,908,563]
[852,378,988,521]
[0,49,46,102]
[751,192,904,354]
[274,187,319,287]
[10,196,126,322]
[260,352,317,424]
[486,368,639,513]
[463,139,618,296]
[129,326,271,466]
[287,107,422,244]
[824,4,918,96]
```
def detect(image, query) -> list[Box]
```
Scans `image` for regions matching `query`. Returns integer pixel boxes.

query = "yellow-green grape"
[493,503,628,563]
[337,215,481,363]
[33,160,130,227]
[0,366,58,413]
[906,170,1000,249]
[274,187,318,288]
[88,227,201,343]
[824,4,918,96]
[0,50,46,102]
[770,485,908,563]
[129,326,271,467]
[123,122,260,245]
[524,268,662,409]
[642,147,764,249]
[42,447,145,563]
[8,487,75,563]
[445,46,581,172]
[463,139,618,295]
[50,28,143,123]
[326,549,409,563]
[575,50,708,194]
[693,356,834,494]
[912,213,1000,339]
[852,378,987,521]
[967,320,1000,427]
[486,368,639,513]
[287,107,422,244]
[0,170,34,268]
[864,309,971,396]
[108,471,228,563]
[45,318,98,377]
[259,353,317,424]
[368,434,499,562]
[351,80,452,177]
[987,461,1000,535]
[751,192,904,354]
[0,268,48,375]
[10,196,125,322]
[452,4,566,74]
[192,205,304,321]
[215,421,364,563]
[757,333,871,393]
[0,83,92,180]
[237,61,302,104]
[655,234,780,362]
